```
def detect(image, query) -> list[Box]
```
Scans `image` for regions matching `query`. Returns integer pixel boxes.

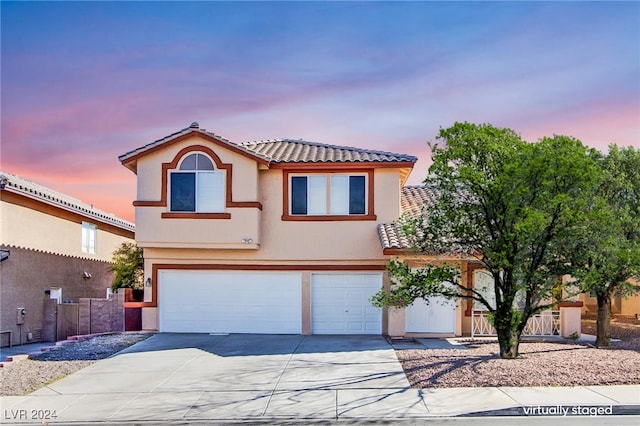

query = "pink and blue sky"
[2,1,638,222]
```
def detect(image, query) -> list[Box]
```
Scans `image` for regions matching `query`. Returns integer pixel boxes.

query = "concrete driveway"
[3,334,639,423]
[4,334,427,423]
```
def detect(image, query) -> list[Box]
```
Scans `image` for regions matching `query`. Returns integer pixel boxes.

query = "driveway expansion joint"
[262,335,306,416]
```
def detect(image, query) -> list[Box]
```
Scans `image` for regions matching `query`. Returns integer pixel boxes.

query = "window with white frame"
[473,270,526,311]
[473,270,495,311]
[170,153,225,212]
[81,222,97,254]
[290,174,367,215]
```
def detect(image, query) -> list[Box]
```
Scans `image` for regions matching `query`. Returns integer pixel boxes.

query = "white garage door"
[405,296,456,333]
[159,271,302,334]
[311,273,382,334]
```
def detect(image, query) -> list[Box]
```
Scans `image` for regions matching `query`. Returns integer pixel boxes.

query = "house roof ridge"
[119,123,273,165]
[119,124,417,167]
[0,170,135,231]
[199,130,232,145]
[240,138,296,145]
[244,138,418,158]
[241,138,417,164]
[200,130,274,162]
[118,125,193,161]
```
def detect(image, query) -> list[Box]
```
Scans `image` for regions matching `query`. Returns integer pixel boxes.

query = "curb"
[458,404,640,417]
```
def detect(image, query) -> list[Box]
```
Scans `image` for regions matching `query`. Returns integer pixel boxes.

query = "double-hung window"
[81,222,97,254]
[290,174,367,216]
[170,153,225,212]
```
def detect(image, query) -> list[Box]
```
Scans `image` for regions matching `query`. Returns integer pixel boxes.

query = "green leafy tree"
[110,242,144,291]
[570,145,640,347]
[371,122,601,359]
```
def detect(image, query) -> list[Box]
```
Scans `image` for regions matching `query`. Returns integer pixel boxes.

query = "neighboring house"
[0,171,135,346]
[119,122,482,336]
[579,281,640,318]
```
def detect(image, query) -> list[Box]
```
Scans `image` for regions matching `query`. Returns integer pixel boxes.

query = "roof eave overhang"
[383,248,482,261]
[399,164,415,187]
[383,248,409,255]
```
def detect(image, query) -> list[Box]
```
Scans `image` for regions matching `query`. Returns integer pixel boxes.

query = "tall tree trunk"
[493,310,522,359]
[595,292,612,347]
[496,325,521,358]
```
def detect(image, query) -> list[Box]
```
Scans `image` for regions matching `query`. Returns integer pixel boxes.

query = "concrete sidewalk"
[1,334,638,424]
[0,342,54,362]
[2,385,637,423]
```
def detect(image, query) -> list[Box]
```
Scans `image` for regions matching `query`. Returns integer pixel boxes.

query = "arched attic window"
[170,153,225,212]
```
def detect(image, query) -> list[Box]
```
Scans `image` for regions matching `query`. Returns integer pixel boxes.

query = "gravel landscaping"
[398,319,640,388]
[0,332,152,396]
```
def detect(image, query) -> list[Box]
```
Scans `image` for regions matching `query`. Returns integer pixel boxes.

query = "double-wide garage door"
[158,271,382,334]
[159,271,302,334]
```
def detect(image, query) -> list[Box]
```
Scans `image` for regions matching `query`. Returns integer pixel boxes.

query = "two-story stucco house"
[0,171,135,346]
[119,122,477,336]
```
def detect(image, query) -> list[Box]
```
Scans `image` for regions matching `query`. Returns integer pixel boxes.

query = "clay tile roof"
[377,222,412,250]
[241,139,417,164]
[0,170,135,231]
[379,185,473,256]
[400,185,437,216]
[119,124,417,168]
[378,185,434,251]
[379,184,461,253]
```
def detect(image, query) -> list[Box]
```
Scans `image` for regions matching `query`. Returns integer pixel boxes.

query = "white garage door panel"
[405,296,456,333]
[312,274,382,334]
[159,271,301,334]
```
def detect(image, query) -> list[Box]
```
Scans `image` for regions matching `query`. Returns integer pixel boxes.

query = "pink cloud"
[7,162,136,223]
[519,100,640,151]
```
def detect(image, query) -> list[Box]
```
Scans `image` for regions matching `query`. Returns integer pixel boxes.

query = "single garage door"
[159,271,302,333]
[311,273,382,334]
[405,296,456,333]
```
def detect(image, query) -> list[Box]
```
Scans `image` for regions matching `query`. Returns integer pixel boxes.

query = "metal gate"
[57,303,79,341]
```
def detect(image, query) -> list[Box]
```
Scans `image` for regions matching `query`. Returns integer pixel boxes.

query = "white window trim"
[81,222,97,254]
[289,173,368,216]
